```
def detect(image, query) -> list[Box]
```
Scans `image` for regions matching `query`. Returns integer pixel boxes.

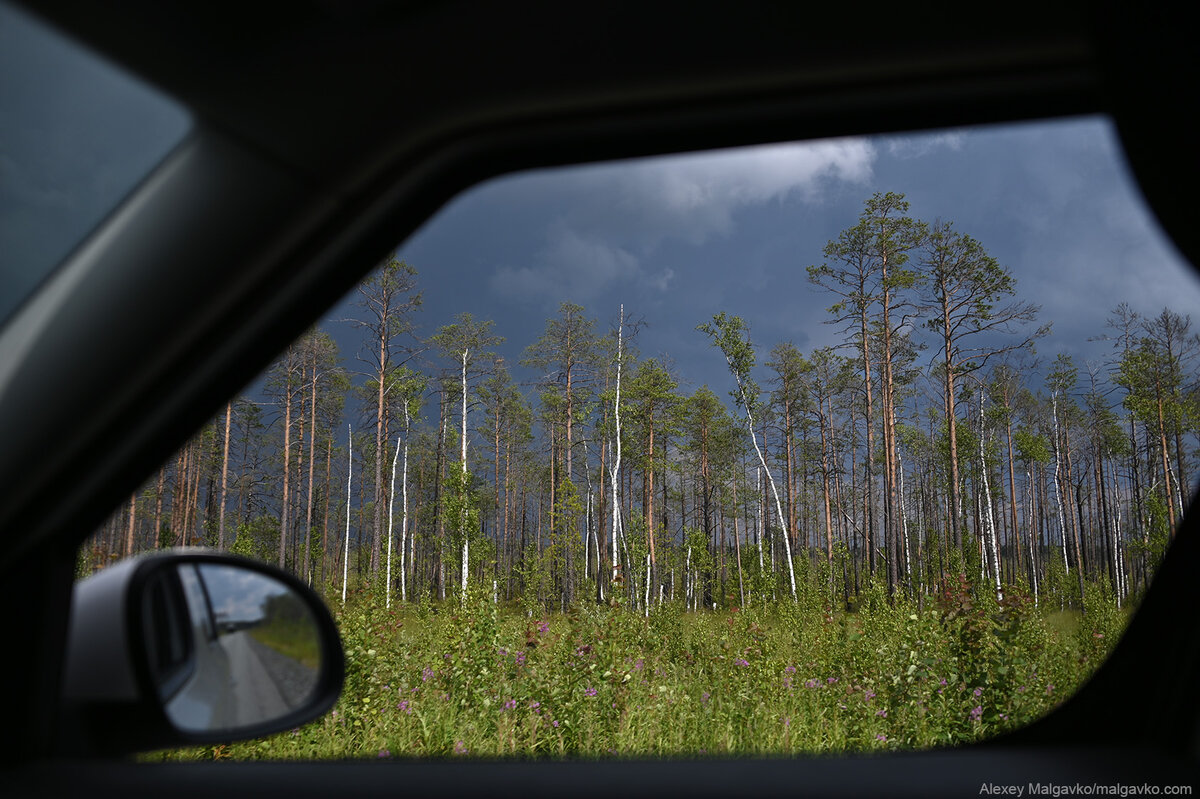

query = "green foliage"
[149,574,1121,762]
[229,515,279,563]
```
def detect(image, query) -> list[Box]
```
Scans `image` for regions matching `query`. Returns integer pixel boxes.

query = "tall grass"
[150,576,1128,761]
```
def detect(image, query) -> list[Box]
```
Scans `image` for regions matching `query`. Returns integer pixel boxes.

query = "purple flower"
[515,651,527,667]
[421,666,434,682]
[701,691,711,704]
[537,620,549,635]
[529,701,541,711]
[552,720,560,728]
[634,659,645,671]
[734,658,749,668]
[875,734,887,742]
[397,700,411,714]
[453,741,468,755]
[784,665,797,675]
[970,705,983,721]
[1017,685,1027,694]
[1046,684,1055,695]
[782,677,793,689]
[503,698,517,711]
[973,687,982,698]
[939,678,947,686]
[827,677,838,685]
[805,679,819,689]
[876,709,887,717]
[584,686,598,697]
[863,690,876,701]
[377,749,391,758]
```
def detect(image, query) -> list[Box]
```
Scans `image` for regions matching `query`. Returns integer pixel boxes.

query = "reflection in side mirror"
[59,551,343,756]
[165,564,322,733]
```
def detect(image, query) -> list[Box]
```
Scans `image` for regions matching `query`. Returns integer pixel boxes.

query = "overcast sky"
[321,115,1200,405]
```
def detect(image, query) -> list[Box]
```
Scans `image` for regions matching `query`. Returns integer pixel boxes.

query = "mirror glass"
[162,563,322,733]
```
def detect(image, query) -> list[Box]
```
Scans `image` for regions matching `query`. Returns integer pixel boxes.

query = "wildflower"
[827,677,838,685]
[876,734,887,742]
[734,658,749,667]
[783,716,791,727]
[552,720,560,728]
[377,749,391,759]
[1046,684,1055,695]
[701,692,711,704]
[634,659,645,671]
[498,648,507,657]
[863,690,876,701]
[784,665,796,675]
[529,701,541,711]
[1017,685,1027,693]
[973,687,982,698]
[876,709,887,718]
[584,687,598,697]
[782,677,793,689]
[805,679,819,689]
[503,698,517,711]
[515,651,527,667]
[397,700,411,714]
[453,741,468,755]
[422,666,434,682]
[537,620,549,635]
[970,705,983,721]
[939,678,947,686]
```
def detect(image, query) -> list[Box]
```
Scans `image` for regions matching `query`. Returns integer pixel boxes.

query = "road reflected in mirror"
[165,564,321,733]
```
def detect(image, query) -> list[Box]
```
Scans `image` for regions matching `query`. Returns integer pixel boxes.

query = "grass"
[247,619,321,670]
[148,575,1129,762]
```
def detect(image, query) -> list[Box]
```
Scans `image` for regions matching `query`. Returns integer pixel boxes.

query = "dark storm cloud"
[359,116,1200,409]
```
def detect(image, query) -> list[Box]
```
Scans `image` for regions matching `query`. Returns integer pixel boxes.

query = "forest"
[84,191,1200,757]
[85,191,1189,619]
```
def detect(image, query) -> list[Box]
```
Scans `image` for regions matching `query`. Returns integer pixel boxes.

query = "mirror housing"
[57,550,343,756]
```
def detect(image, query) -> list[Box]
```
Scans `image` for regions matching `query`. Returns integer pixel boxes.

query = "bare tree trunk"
[218,402,232,550]
[125,493,137,557]
[343,425,352,605]
[281,366,293,570]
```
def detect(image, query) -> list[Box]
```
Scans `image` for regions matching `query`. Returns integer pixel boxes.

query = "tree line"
[85,192,1195,614]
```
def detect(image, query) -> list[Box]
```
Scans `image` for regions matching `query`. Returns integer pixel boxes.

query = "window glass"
[0,2,191,328]
[86,115,1199,758]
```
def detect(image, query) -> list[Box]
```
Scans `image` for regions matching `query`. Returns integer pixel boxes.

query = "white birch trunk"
[1051,391,1069,577]
[610,306,624,589]
[730,370,796,600]
[386,433,401,609]
[460,348,469,607]
[343,424,352,605]
[401,403,410,603]
[979,392,1002,602]
[1027,464,1039,607]
[685,545,692,609]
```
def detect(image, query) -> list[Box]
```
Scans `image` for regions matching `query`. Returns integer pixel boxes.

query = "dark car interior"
[2,1,1197,795]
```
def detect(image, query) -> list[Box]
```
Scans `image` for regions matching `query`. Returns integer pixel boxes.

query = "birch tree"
[699,313,796,600]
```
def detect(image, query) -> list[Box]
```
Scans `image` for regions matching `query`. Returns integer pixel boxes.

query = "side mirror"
[58,551,343,756]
